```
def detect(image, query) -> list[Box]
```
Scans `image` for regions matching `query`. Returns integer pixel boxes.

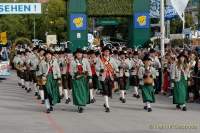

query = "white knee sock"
[34,83,38,93]
[40,90,44,100]
[90,89,94,100]
[18,77,21,84]
[121,90,125,99]
[26,81,30,89]
[59,86,63,96]
[104,96,109,108]
[182,104,186,107]
[45,99,50,109]
[21,79,25,86]
[146,102,151,108]
[133,86,139,95]
[64,89,69,100]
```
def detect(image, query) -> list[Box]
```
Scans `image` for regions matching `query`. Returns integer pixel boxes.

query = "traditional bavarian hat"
[133,50,139,55]
[102,46,111,52]
[119,51,126,55]
[149,48,156,53]
[74,48,83,54]
[143,54,151,61]
[64,48,72,54]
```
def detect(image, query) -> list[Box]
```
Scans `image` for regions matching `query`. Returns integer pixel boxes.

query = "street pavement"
[0,72,200,133]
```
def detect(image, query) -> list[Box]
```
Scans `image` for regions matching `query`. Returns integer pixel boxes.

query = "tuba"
[143,69,154,85]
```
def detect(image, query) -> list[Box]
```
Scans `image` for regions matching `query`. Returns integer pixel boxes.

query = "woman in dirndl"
[71,48,91,113]
[43,50,61,113]
[173,53,189,111]
[138,55,157,112]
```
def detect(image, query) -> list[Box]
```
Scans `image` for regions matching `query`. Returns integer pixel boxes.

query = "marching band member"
[88,50,99,103]
[138,55,157,112]
[96,46,119,112]
[130,51,143,99]
[13,50,23,86]
[149,49,161,94]
[117,51,131,103]
[112,50,120,92]
[37,48,46,104]
[43,50,61,113]
[18,50,26,89]
[59,49,72,104]
[173,53,189,111]
[30,47,40,96]
[54,49,63,98]
[70,48,92,113]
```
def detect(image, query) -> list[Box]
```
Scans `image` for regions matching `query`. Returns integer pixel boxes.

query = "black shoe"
[65,99,70,104]
[37,95,41,100]
[46,109,51,113]
[50,106,53,111]
[105,107,110,112]
[35,92,38,96]
[68,98,71,102]
[90,99,95,103]
[27,88,31,93]
[136,95,140,99]
[78,107,83,113]
[103,104,106,109]
[147,108,152,112]
[144,106,147,110]
[176,105,181,109]
[22,85,25,89]
[41,100,45,104]
[182,106,187,111]
[122,99,126,103]
[25,87,27,90]
[119,97,123,101]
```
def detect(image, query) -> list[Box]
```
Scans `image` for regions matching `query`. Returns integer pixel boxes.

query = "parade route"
[0,72,200,133]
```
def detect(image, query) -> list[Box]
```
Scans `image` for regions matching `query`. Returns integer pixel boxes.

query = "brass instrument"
[143,69,154,85]
[38,76,47,86]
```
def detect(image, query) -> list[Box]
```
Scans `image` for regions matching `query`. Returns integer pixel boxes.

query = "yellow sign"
[137,16,147,26]
[73,17,83,28]
[0,32,7,45]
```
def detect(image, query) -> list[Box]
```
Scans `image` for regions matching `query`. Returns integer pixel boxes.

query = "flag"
[170,0,189,21]
[36,0,49,3]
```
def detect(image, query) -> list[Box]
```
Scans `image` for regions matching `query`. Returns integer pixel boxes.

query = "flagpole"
[33,0,36,40]
[182,12,185,32]
[160,0,165,57]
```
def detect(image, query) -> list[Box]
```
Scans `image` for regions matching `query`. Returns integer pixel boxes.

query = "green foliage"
[88,0,132,16]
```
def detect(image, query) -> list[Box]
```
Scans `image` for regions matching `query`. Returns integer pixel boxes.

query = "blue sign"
[134,13,150,29]
[150,0,177,19]
[70,14,87,31]
[0,3,41,14]
[165,6,177,19]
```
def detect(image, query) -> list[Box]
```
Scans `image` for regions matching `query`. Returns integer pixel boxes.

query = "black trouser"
[62,73,72,90]
[118,77,128,90]
[155,68,162,93]
[193,77,200,100]
[101,77,113,98]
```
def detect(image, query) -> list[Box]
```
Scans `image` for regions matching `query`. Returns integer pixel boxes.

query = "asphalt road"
[0,72,200,133]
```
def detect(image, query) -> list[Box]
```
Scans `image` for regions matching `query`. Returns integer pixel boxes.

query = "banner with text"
[0,3,41,14]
